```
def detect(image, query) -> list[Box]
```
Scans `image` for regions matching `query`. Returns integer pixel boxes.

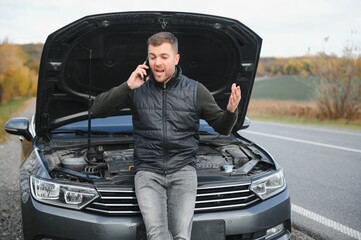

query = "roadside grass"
[0,97,30,143]
[248,99,361,131]
[248,113,361,131]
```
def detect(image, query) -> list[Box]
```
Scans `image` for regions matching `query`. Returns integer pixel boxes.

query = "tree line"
[1,41,360,120]
[0,40,41,105]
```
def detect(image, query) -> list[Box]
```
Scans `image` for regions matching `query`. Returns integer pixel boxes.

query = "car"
[4,11,291,240]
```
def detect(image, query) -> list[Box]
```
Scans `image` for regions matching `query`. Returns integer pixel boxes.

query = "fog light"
[265,223,284,239]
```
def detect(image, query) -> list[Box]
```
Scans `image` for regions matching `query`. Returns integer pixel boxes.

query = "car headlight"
[250,169,286,200]
[30,176,99,209]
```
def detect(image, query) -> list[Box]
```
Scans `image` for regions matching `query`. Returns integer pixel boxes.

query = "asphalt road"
[241,121,361,240]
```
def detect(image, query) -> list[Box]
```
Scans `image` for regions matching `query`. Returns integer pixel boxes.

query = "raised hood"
[36,11,262,137]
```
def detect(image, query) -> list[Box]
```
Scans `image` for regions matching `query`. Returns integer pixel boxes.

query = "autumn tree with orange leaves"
[0,40,37,105]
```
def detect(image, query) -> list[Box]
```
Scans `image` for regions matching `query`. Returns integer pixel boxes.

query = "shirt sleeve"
[91,81,133,118]
[197,83,238,135]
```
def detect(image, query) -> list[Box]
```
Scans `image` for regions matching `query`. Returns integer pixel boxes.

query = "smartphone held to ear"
[144,58,151,79]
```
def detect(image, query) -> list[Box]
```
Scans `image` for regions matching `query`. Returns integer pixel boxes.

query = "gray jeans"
[135,165,197,240]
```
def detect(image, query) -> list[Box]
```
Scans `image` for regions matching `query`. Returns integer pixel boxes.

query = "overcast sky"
[1,0,360,57]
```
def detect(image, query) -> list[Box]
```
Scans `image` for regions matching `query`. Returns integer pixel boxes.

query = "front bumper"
[22,188,291,240]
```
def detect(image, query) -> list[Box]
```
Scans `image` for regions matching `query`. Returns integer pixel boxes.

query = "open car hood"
[35,11,262,138]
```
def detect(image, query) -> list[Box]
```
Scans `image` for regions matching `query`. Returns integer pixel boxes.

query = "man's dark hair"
[147,32,178,53]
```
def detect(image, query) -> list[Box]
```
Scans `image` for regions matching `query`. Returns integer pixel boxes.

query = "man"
[91,32,241,240]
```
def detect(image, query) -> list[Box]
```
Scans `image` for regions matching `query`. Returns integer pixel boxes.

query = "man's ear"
[175,54,180,65]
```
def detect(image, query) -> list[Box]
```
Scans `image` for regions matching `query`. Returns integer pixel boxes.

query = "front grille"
[195,183,259,212]
[86,188,139,214]
[86,182,260,215]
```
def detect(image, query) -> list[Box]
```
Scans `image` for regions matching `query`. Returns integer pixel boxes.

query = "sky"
[1,0,360,57]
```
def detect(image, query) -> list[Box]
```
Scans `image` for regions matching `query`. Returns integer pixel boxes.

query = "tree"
[0,39,37,104]
[311,46,361,120]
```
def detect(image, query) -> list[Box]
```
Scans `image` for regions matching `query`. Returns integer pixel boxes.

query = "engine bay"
[42,138,272,182]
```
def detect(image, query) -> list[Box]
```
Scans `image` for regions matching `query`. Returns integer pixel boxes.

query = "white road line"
[292,204,361,240]
[243,130,361,153]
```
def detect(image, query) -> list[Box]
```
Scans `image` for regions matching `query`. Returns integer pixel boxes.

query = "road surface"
[241,121,361,240]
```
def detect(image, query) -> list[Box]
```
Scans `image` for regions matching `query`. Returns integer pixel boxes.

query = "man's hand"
[227,83,241,113]
[127,64,150,90]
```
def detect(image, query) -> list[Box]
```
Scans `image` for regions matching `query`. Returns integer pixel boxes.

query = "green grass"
[0,97,29,142]
[252,76,317,101]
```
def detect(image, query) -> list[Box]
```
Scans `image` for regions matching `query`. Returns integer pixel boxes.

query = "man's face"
[148,42,180,84]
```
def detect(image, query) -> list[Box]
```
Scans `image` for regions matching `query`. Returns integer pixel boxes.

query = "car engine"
[42,139,270,183]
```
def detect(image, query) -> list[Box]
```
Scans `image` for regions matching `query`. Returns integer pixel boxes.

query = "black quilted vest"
[132,68,199,174]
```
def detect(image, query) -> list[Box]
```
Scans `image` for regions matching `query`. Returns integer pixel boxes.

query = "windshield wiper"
[198,131,215,135]
[51,129,132,136]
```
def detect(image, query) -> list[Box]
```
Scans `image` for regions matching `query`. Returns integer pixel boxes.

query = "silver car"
[5,11,291,240]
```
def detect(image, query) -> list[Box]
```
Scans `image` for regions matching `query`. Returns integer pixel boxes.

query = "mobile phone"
[144,58,151,78]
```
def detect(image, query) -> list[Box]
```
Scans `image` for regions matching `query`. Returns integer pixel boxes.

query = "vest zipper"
[163,83,168,175]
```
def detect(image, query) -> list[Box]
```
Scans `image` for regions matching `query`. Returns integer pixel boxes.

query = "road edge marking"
[243,130,361,153]
[292,204,361,240]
